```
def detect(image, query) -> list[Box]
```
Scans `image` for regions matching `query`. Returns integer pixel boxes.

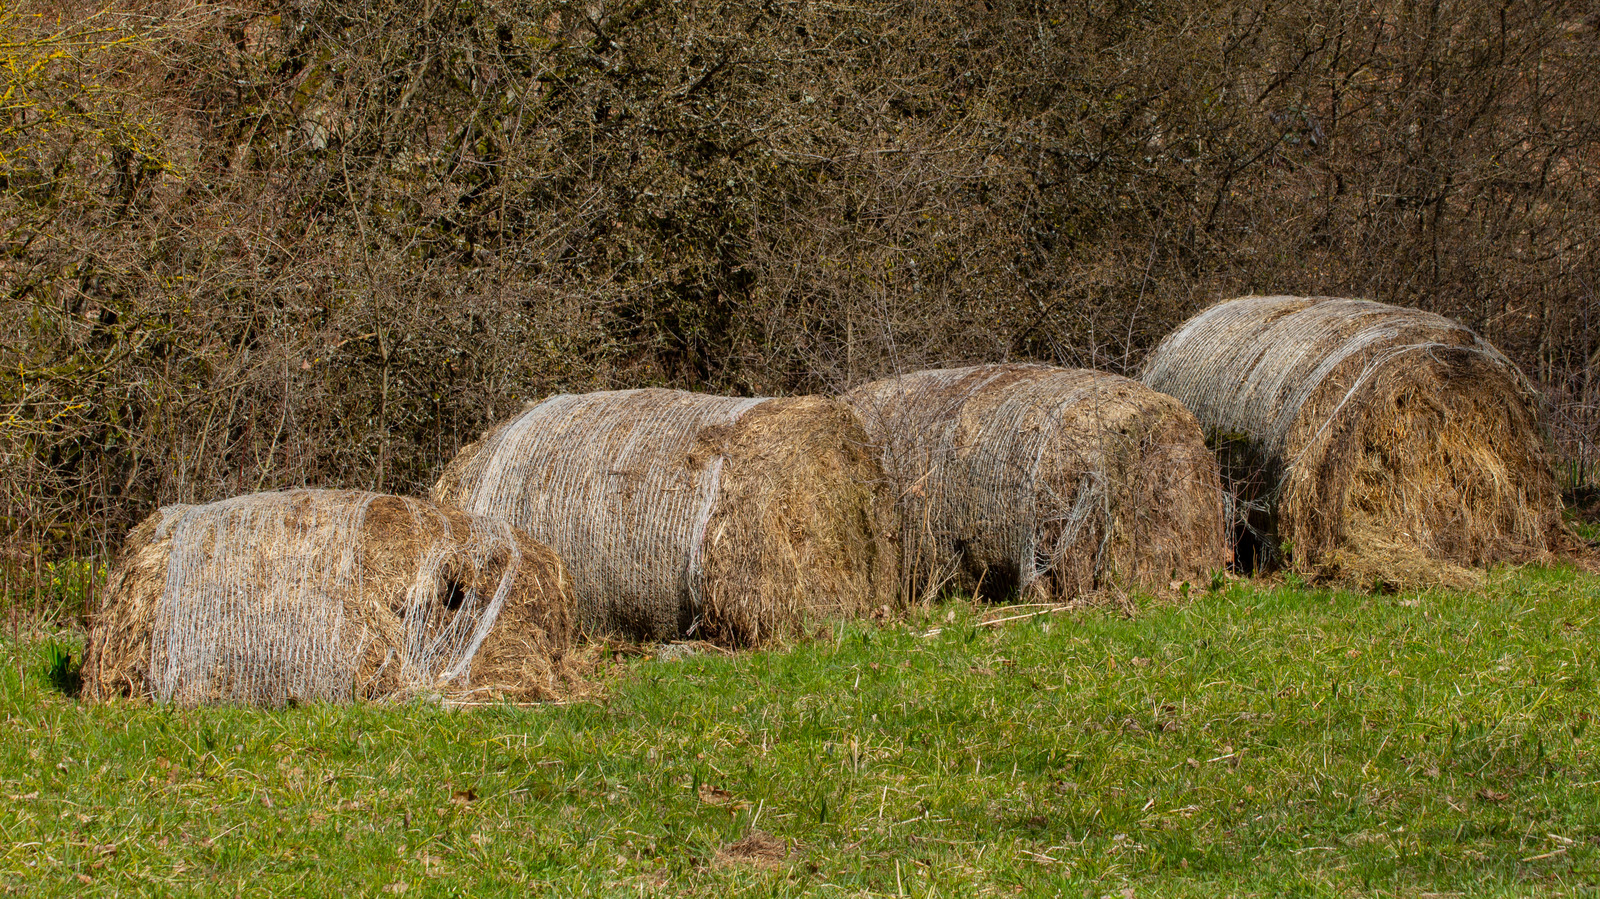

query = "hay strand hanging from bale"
[432,389,899,646]
[81,489,574,706]
[845,364,1229,602]
[1141,295,1563,586]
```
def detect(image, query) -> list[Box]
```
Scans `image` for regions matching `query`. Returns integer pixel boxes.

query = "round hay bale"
[431,389,900,646]
[845,364,1229,601]
[1140,295,1563,585]
[81,489,574,706]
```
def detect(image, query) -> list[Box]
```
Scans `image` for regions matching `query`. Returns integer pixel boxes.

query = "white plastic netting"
[848,365,1127,598]
[145,489,522,705]
[1140,296,1532,470]
[445,389,768,639]
[1137,294,1567,578]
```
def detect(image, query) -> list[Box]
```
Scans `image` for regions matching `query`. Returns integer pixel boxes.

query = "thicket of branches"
[4,0,1598,560]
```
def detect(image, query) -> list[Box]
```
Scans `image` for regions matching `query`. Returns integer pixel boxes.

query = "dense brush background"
[3,0,1598,564]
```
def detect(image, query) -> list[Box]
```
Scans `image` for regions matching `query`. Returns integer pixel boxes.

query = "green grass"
[1570,518,1600,545]
[3,567,1599,896]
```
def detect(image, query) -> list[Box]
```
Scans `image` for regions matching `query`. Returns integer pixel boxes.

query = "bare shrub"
[2,0,1596,576]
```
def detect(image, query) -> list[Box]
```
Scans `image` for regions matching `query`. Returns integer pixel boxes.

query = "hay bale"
[81,489,573,706]
[845,364,1229,601]
[1140,295,1563,585]
[431,389,899,645]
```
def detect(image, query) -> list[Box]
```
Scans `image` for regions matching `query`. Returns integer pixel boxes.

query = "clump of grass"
[1565,511,1600,545]
[41,639,80,697]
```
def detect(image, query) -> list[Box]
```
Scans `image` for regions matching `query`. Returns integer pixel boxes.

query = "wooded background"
[4,0,1597,564]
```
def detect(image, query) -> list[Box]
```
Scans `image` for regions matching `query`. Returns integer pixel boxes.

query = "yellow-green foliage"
[0,6,168,177]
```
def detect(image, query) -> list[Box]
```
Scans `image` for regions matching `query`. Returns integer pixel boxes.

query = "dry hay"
[1141,295,1563,587]
[431,389,899,646]
[845,364,1229,602]
[714,831,799,870]
[81,489,574,706]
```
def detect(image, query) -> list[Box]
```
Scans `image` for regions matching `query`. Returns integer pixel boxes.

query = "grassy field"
[2,566,1598,897]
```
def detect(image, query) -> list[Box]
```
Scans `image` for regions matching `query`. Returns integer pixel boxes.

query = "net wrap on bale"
[1141,295,1562,584]
[846,364,1228,601]
[82,489,574,706]
[432,389,899,645]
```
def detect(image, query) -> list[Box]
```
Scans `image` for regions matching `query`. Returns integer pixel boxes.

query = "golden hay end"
[845,364,1229,602]
[82,489,574,706]
[1141,295,1563,586]
[432,389,900,646]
